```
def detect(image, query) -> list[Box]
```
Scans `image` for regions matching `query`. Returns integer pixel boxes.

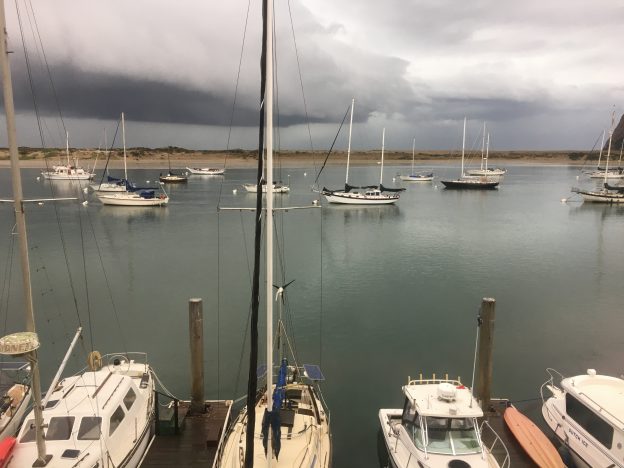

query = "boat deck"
[481,398,539,467]
[142,399,231,467]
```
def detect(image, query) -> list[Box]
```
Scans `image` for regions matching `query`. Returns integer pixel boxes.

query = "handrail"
[479,420,510,468]
[407,378,463,387]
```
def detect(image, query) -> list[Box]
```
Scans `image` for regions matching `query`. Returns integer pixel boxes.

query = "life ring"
[87,351,102,371]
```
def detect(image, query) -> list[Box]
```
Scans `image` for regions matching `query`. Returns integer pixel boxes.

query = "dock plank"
[142,400,231,467]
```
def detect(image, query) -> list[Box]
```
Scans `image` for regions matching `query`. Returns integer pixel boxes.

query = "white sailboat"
[322,105,404,204]
[399,138,434,182]
[0,8,158,465]
[186,166,225,175]
[541,368,624,468]
[467,123,506,177]
[215,0,331,465]
[242,180,290,193]
[91,115,134,193]
[441,118,499,190]
[96,114,169,206]
[573,112,624,203]
[41,132,95,181]
[587,129,624,180]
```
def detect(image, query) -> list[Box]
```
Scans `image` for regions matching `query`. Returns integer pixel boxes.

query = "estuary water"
[0,163,622,467]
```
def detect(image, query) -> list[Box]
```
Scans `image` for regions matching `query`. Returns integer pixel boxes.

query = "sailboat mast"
[0,1,50,464]
[345,98,354,185]
[480,122,486,171]
[461,117,466,177]
[411,137,415,174]
[604,113,615,186]
[265,0,275,462]
[66,130,70,167]
[485,133,490,172]
[122,112,128,180]
[597,129,605,169]
[379,128,385,186]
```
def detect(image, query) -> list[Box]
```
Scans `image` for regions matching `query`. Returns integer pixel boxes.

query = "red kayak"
[0,437,16,467]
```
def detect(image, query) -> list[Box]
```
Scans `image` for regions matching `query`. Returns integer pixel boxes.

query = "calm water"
[0,164,622,467]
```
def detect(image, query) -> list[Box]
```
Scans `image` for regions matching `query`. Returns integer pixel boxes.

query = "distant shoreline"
[0,147,601,169]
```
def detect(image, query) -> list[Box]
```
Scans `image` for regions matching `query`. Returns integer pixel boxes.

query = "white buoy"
[36,176,40,181]
[392,177,396,182]
[312,199,318,205]
[83,187,88,194]
[576,175,579,180]
[434,185,438,189]
[37,202,44,206]
[377,161,381,165]
[82,200,89,206]
[233,189,238,194]
[304,172,307,177]
[561,198,567,203]
[146,180,150,184]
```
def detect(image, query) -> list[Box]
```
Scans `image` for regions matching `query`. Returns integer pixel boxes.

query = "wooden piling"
[189,298,204,414]
[476,297,496,412]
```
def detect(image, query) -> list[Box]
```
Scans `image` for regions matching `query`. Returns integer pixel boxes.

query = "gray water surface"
[0,164,622,467]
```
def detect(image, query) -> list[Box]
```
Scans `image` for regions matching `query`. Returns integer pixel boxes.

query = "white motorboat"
[0,362,31,439]
[186,166,225,175]
[6,353,155,468]
[41,133,95,181]
[399,138,434,182]
[379,377,509,468]
[215,0,331,465]
[541,368,624,468]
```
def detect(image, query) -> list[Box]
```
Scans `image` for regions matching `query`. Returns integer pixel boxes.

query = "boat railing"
[577,390,624,430]
[406,376,463,387]
[540,368,565,404]
[78,351,150,375]
[153,390,181,435]
[479,420,510,468]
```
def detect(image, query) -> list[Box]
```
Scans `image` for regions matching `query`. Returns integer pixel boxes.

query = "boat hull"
[243,183,290,193]
[42,173,94,180]
[399,175,433,182]
[467,169,506,176]
[97,193,169,206]
[323,192,399,204]
[186,167,225,175]
[159,176,187,183]
[441,179,499,189]
[575,189,624,203]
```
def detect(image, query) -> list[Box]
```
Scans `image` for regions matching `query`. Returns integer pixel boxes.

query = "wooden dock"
[482,398,537,467]
[142,399,232,468]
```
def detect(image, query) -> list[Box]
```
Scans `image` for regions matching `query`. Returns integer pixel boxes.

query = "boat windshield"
[402,403,481,456]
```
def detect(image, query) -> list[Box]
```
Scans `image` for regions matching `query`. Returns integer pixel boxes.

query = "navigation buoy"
[233,189,238,194]
[304,172,307,177]
[83,187,88,194]
[561,198,567,203]
[36,176,40,181]
[313,199,318,205]
[146,180,150,184]
[82,200,88,206]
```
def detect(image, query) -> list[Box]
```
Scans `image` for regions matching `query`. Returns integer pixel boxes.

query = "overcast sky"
[1,0,622,151]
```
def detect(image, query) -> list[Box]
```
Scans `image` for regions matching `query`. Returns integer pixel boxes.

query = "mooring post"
[189,298,205,414]
[476,297,496,413]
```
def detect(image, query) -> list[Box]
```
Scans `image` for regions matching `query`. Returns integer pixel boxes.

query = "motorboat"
[243,181,290,193]
[186,167,225,175]
[41,132,95,181]
[541,368,624,468]
[379,377,509,467]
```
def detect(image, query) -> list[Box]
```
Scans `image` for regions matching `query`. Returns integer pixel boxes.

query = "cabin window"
[566,393,613,448]
[109,406,126,436]
[46,416,75,440]
[78,416,102,440]
[423,417,481,455]
[401,398,417,424]
[123,388,137,410]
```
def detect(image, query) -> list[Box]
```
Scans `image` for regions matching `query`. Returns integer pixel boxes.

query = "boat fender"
[88,350,102,371]
[159,194,166,199]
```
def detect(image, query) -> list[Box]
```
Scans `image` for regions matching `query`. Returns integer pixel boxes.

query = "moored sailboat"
[399,138,434,182]
[215,0,331,465]
[41,132,95,181]
[441,118,499,190]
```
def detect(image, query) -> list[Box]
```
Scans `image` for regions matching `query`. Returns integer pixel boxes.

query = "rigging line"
[313,104,351,186]
[97,118,121,185]
[218,0,252,210]
[14,0,45,147]
[25,0,67,138]
[286,0,314,155]
[217,209,220,401]
[319,202,323,366]
[77,198,93,350]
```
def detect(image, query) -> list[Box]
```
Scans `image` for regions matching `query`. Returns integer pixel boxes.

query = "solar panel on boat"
[303,364,324,381]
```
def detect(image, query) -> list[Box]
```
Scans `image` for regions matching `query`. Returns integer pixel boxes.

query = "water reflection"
[99,205,169,222]
[322,204,401,223]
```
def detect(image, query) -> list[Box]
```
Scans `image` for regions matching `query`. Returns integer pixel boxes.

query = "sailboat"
[91,114,136,193]
[466,123,506,177]
[587,129,624,180]
[215,0,331,465]
[96,114,169,206]
[0,361,31,440]
[322,101,404,204]
[41,132,95,181]
[573,112,624,203]
[159,152,188,183]
[399,137,434,182]
[0,7,158,465]
[441,118,499,190]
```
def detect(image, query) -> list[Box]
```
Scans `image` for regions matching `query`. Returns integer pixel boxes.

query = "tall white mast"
[122,112,128,180]
[65,130,70,167]
[411,137,415,175]
[480,122,486,170]
[485,133,490,172]
[597,129,605,169]
[0,1,50,465]
[604,112,615,186]
[379,128,385,186]
[461,117,466,177]
[345,98,354,185]
[265,0,274,462]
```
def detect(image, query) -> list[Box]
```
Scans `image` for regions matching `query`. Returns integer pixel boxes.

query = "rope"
[313,104,351,186]
[152,370,180,401]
